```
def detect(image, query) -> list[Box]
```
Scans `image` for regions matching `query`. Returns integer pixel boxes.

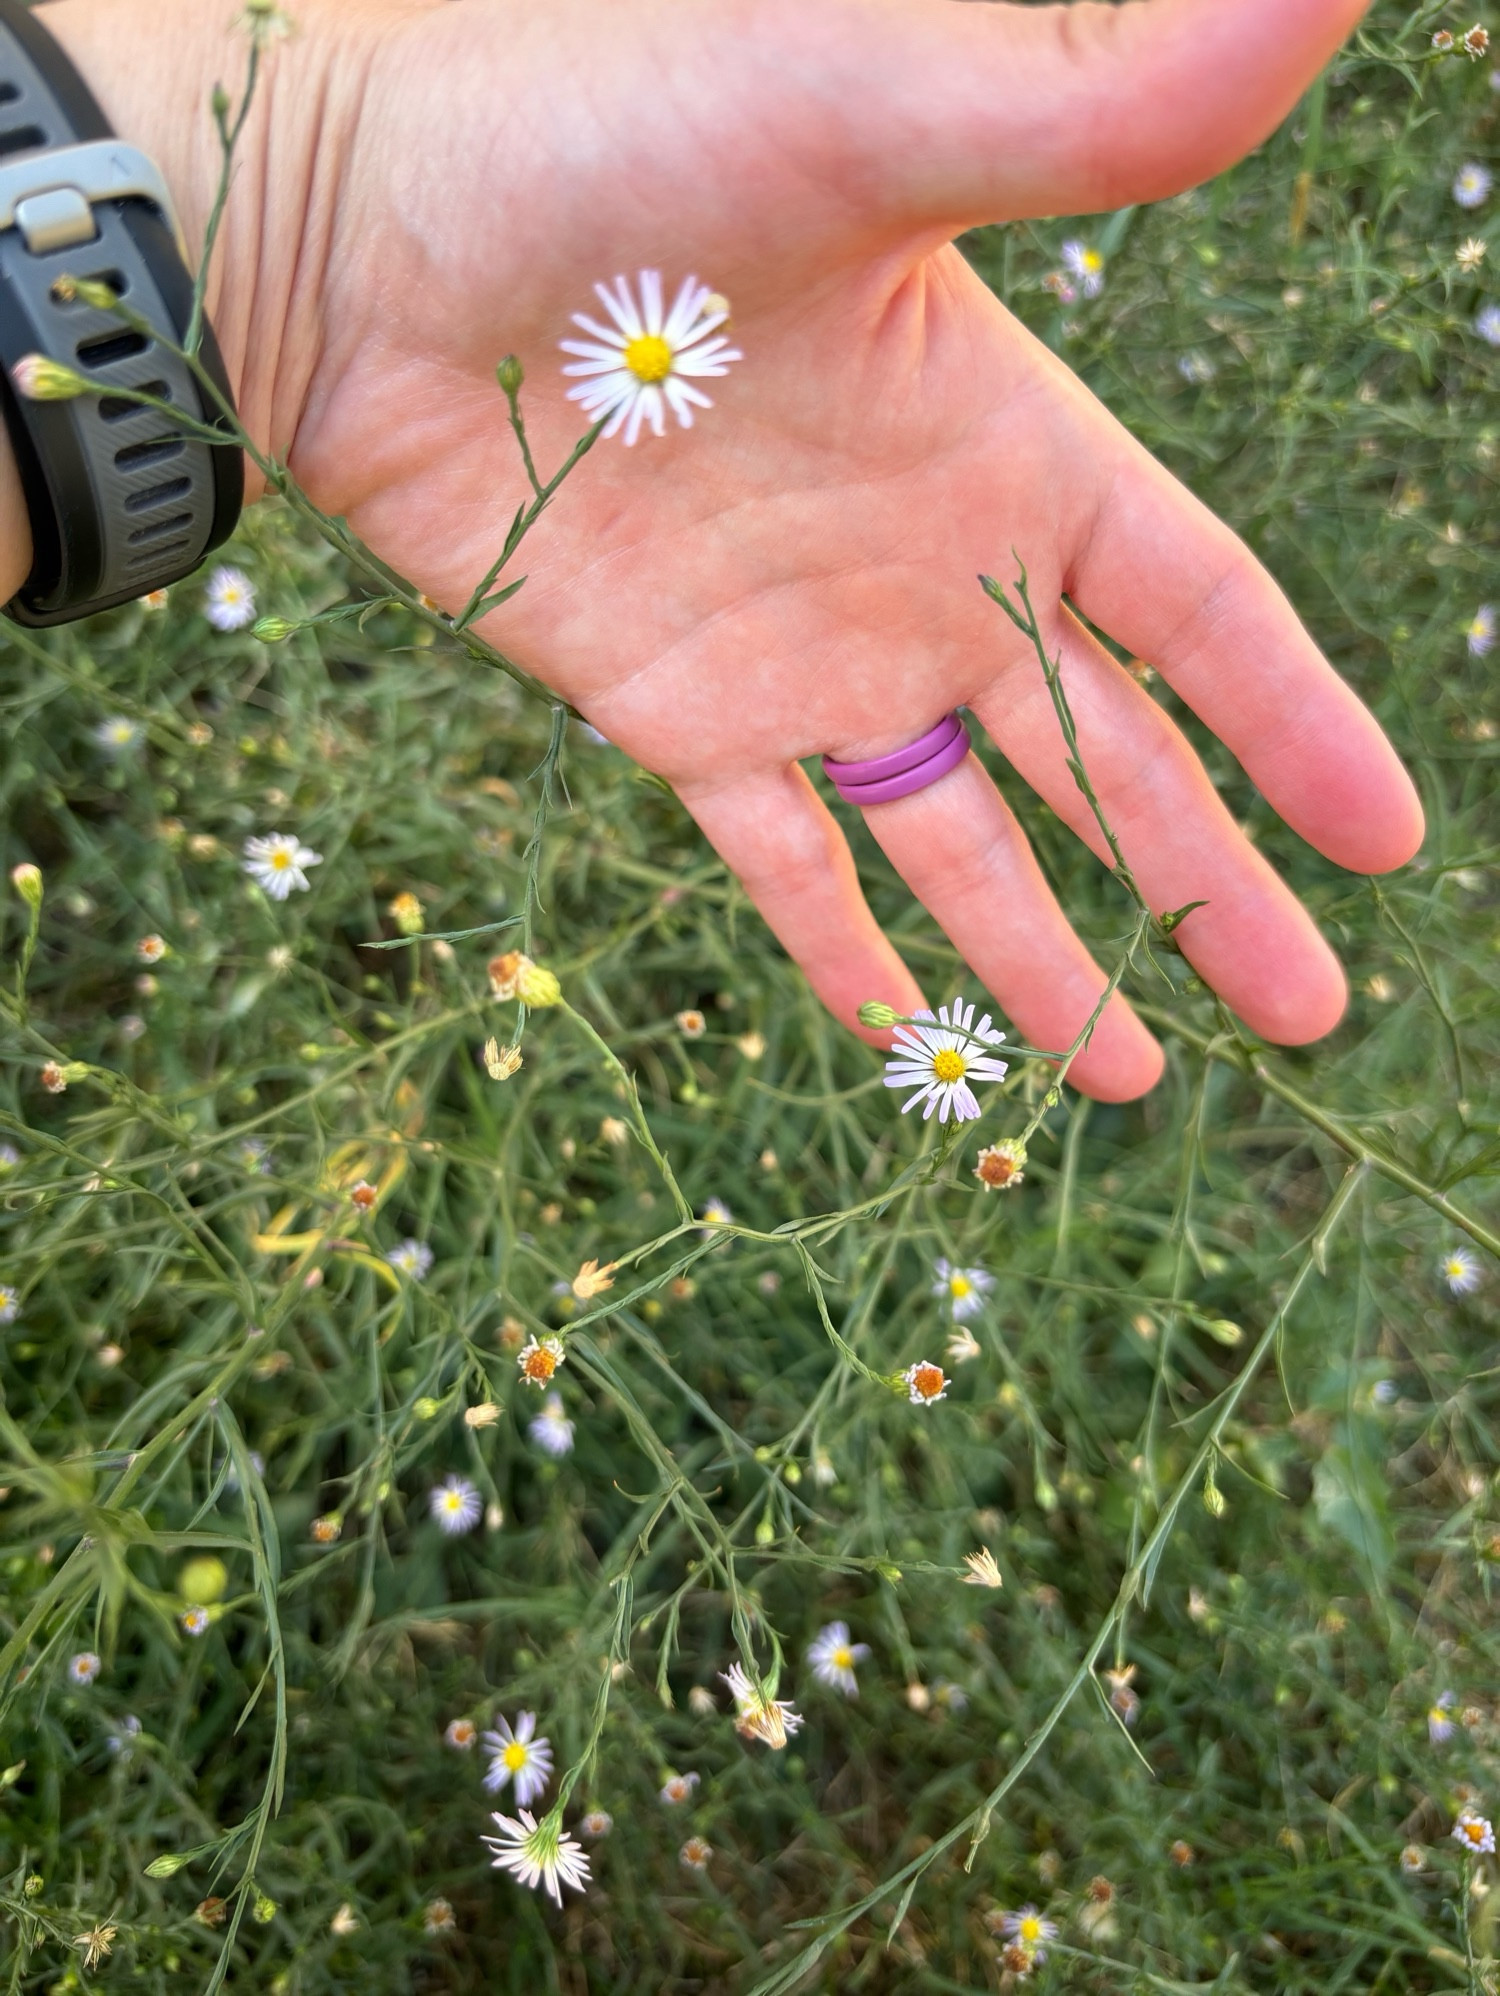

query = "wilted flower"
[572,1257,616,1301]
[599,1115,629,1146]
[430,1476,482,1535]
[883,999,1008,1122]
[1400,1843,1425,1873]
[688,1685,717,1717]
[72,1925,117,1970]
[483,1809,590,1904]
[136,933,167,964]
[1104,1663,1140,1726]
[902,1360,949,1406]
[1169,1839,1196,1867]
[680,1836,713,1872]
[675,1008,707,1037]
[946,1325,981,1365]
[205,565,255,630]
[483,1712,553,1807]
[310,1512,342,1544]
[444,1718,477,1750]
[1458,237,1489,272]
[329,1903,359,1936]
[561,271,741,444]
[68,1651,101,1686]
[423,1898,456,1934]
[242,832,322,900]
[1464,25,1490,57]
[580,1808,613,1837]
[483,1037,523,1080]
[388,890,424,936]
[40,1060,68,1094]
[721,1661,804,1749]
[464,1401,501,1430]
[973,1138,1026,1190]
[963,1548,1003,1589]
[529,1393,575,1458]
[387,1239,434,1281]
[808,1622,870,1697]
[659,1771,700,1805]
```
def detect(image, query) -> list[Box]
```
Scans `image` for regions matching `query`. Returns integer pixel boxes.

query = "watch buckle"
[0,139,187,261]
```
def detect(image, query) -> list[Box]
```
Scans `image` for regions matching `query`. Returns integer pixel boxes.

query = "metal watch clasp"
[0,139,186,261]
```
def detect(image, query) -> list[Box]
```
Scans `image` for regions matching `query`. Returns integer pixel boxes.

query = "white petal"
[639,268,664,336]
[663,274,707,343]
[567,315,629,348]
[663,377,697,429]
[597,277,643,338]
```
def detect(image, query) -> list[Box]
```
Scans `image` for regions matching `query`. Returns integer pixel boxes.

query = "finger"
[678,766,927,1035]
[848,750,1166,1103]
[1065,429,1424,875]
[858,0,1368,227]
[971,608,1349,1046]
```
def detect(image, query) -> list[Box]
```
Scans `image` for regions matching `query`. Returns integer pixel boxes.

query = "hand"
[45,0,1423,1100]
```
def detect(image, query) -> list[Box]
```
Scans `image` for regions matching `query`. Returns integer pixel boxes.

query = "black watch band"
[0,0,242,626]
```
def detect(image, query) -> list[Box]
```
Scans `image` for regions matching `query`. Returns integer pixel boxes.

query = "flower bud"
[144,1852,193,1879]
[10,862,41,908]
[515,959,562,1007]
[857,1001,900,1029]
[496,354,524,395]
[414,1396,442,1421]
[12,353,90,400]
[251,616,300,643]
[179,1556,229,1605]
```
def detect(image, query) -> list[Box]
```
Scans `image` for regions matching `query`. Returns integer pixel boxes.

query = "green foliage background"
[3,5,1499,1990]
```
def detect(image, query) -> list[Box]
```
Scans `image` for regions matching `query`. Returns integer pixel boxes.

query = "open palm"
[211,0,1426,1096]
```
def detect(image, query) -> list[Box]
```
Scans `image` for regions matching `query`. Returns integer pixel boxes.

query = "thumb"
[867,0,1369,228]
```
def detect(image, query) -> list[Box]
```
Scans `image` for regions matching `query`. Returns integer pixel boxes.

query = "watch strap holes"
[0,124,47,157]
[0,83,21,107]
[123,474,190,515]
[75,326,148,369]
[114,435,182,473]
[99,380,167,420]
[126,507,192,546]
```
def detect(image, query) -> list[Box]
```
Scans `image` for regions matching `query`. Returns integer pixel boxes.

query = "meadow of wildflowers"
[2,4,1500,1991]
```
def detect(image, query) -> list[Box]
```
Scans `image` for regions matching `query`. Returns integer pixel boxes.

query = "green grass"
[3,5,1500,1990]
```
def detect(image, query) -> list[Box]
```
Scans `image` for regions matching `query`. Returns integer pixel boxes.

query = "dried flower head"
[902,1360,949,1406]
[517,1334,566,1388]
[675,1008,707,1037]
[445,1718,477,1750]
[483,1037,524,1081]
[963,1548,1003,1589]
[974,1138,1027,1190]
[680,1835,714,1872]
[572,1257,617,1301]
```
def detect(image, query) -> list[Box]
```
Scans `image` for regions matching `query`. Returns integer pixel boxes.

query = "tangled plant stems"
[2,2,1500,1989]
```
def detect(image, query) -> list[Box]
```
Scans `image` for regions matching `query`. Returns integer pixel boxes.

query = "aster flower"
[483,1711,554,1807]
[1453,1807,1496,1855]
[1399,1843,1425,1873]
[518,1334,567,1388]
[423,1898,455,1934]
[181,1606,210,1636]
[136,933,167,964]
[0,1283,18,1324]
[721,1661,804,1749]
[1429,1693,1457,1744]
[680,1836,713,1872]
[883,999,1008,1122]
[1476,303,1500,346]
[659,1771,700,1805]
[579,1809,613,1838]
[932,1257,994,1321]
[1443,1247,1481,1295]
[808,1621,870,1697]
[430,1475,482,1536]
[204,565,255,630]
[1468,605,1496,657]
[1454,163,1493,210]
[386,1238,435,1281]
[445,1717,477,1750]
[1001,1907,1058,1960]
[561,271,742,445]
[68,1650,101,1685]
[242,832,322,901]
[974,1138,1027,1190]
[1061,239,1105,297]
[902,1359,949,1406]
[675,1008,707,1037]
[93,715,143,754]
[699,1197,733,1232]
[529,1393,575,1458]
[486,1812,590,1900]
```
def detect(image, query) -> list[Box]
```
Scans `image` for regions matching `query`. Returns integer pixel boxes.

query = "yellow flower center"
[1020,1917,1042,1944]
[503,1741,528,1771]
[1082,249,1102,272]
[932,1049,965,1083]
[269,849,291,869]
[949,1275,972,1299]
[624,333,673,383]
[833,1646,854,1671]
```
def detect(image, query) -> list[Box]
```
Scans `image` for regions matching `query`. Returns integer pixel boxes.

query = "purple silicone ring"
[831,719,971,806]
[822,712,962,785]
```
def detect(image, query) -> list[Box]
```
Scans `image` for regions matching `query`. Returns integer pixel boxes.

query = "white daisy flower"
[93,716,143,754]
[204,565,255,630]
[883,1000,1008,1123]
[482,1711,553,1807]
[1453,1807,1496,1855]
[430,1475,482,1536]
[932,1257,994,1321]
[529,1393,575,1458]
[1468,605,1496,657]
[1061,239,1106,298]
[1429,1693,1457,1744]
[1443,1247,1481,1295]
[68,1650,101,1685]
[680,1835,713,1872]
[560,271,742,445]
[242,832,322,901]
[181,1606,210,1636]
[659,1771,700,1805]
[1476,303,1500,346]
[482,1807,590,1905]
[699,1197,733,1233]
[808,1621,870,1697]
[579,1809,613,1838]
[1454,163,1493,209]
[386,1239,434,1281]
[518,1334,567,1389]
[902,1359,949,1406]
[0,1283,18,1324]
[1001,1906,1058,1959]
[721,1661,804,1749]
